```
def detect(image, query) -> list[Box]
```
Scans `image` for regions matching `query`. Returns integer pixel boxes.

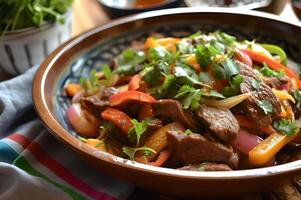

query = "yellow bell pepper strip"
[109,91,156,107]
[249,132,297,165]
[272,88,295,103]
[135,122,184,163]
[185,54,201,73]
[144,37,180,52]
[241,49,301,89]
[65,83,82,97]
[101,108,133,135]
[85,138,115,155]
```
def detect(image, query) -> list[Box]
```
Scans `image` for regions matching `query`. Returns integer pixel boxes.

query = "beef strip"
[261,76,289,89]
[167,130,239,169]
[237,61,281,127]
[151,99,198,131]
[178,163,232,171]
[81,87,118,115]
[196,104,239,142]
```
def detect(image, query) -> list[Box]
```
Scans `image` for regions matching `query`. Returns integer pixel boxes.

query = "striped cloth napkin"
[0,67,134,200]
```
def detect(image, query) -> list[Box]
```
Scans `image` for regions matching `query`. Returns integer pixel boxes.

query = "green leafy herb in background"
[0,0,73,37]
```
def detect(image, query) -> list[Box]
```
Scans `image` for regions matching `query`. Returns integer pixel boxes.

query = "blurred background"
[72,0,300,37]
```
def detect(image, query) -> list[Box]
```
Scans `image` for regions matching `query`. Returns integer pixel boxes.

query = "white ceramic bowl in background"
[0,11,72,76]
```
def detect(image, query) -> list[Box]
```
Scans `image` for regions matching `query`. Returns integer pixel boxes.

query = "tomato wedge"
[109,91,156,106]
[241,48,301,89]
[101,108,132,135]
[128,74,141,91]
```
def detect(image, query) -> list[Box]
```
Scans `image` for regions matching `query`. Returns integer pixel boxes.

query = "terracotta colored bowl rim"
[33,7,301,181]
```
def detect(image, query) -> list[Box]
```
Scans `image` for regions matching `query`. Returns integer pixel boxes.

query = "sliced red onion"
[65,104,99,138]
[231,130,263,155]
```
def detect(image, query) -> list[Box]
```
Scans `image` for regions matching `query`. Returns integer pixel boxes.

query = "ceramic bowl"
[97,0,183,18]
[292,0,301,20]
[33,8,301,198]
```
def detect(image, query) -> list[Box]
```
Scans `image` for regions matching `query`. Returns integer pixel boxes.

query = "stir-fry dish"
[65,31,301,171]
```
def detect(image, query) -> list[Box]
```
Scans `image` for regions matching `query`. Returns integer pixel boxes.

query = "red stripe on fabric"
[8,133,31,148]
[9,134,116,200]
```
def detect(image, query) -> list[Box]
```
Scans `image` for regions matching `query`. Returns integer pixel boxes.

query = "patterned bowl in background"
[0,11,72,76]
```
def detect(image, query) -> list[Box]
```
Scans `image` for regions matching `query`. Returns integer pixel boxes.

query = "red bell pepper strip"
[109,91,156,107]
[101,108,132,135]
[138,104,154,121]
[128,74,141,91]
[149,150,171,167]
[241,49,301,89]
[235,115,275,135]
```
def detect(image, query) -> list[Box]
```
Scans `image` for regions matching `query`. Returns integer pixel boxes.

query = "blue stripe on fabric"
[0,141,19,164]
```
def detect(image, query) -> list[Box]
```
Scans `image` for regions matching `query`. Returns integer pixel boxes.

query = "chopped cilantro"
[79,69,100,95]
[251,80,261,91]
[122,146,156,161]
[195,44,220,68]
[175,85,202,110]
[184,129,193,136]
[149,74,176,98]
[259,64,285,78]
[102,64,112,85]
[114,49,145,75]
[293,89,301,108]
[128,119,150,147]
[175,85,224,110]
[273,119,299,137]
[222,74,243,97]
[173,66,210,88]
[257,100,273,114]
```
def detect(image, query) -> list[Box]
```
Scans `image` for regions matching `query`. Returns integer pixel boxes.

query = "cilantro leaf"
[184,129,193,136]
[114,49,145,75]
[222,74,243,97]
[149,75,176,98]
[257,100,273,114]
[122,146,156,161]
[102,64,112,85]
[148,47,167,62]
[202,90,225,99]
[128,119,150,147]
[195,44,220,67]
[259,64,285,78]
[251,80,261,91]
[213,31,236,46]
[79,69,100,95]
[293,89,301,108]
[175,85,202,110]
[173,66,210,88]
[273,119,299,137]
